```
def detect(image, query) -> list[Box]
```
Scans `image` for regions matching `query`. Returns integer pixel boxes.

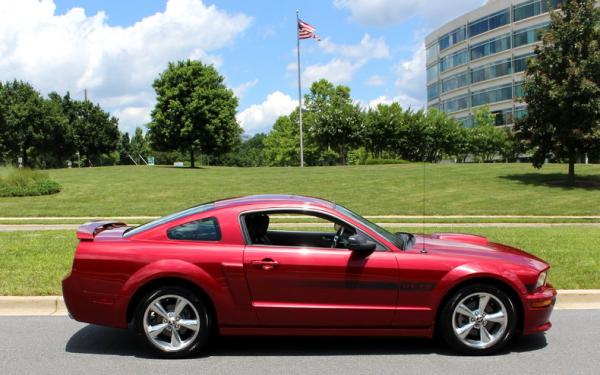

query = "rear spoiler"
[76,221,127,241]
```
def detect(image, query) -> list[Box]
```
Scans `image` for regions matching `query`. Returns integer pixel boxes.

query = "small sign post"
[148,156,155,166]
[17,157,23,169]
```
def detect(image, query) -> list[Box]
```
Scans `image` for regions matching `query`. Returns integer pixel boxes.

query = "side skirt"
[219,326,434,338]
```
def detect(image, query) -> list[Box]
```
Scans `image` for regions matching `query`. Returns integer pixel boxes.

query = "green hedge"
[363,158,409,165]
[0,168,61,197]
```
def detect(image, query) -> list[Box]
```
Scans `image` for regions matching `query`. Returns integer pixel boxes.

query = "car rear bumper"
[62,272,128,329]
[522,285,557,335]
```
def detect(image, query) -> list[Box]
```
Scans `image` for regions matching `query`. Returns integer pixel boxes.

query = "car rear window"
[123,203,214,238]
[167,217,221,241]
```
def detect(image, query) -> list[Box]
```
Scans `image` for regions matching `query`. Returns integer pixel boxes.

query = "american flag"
[298,19,320,41]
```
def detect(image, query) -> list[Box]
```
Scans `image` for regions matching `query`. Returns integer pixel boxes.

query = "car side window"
[167,217,221,241]
[243,211,387,251]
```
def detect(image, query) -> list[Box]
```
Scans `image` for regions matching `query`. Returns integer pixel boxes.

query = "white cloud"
[394,43,426,108]
[365,94,423,110]
[302,59,364,87]
[232,79,258,100]
[0,0,252,133]
[299,33,390,88]
[333,0,485,26]
[236,91,297,134]
[366,74,385,86]
[111,107,152,133]
[320,34,390,60]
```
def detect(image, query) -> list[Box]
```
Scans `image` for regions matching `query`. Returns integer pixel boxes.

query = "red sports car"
[62,195,556,357]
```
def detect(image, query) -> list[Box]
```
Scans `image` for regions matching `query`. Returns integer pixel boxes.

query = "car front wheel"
[440,283,517,355]
[134,286,211,358]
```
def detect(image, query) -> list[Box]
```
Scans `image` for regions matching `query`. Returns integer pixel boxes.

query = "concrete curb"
[0,296,66,316]
[1,290,599,316]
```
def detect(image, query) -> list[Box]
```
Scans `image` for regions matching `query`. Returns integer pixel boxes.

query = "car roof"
[214,194,336,210]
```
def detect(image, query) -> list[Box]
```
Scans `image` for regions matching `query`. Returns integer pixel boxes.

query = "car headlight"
[535,270,548,289]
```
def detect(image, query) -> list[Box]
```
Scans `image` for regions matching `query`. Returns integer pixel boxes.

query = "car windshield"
[123,203,214,238]
[335,204,408,249]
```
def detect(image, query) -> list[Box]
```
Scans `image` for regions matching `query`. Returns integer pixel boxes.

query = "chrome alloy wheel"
[143,294,201,352]
[451,292,508,349]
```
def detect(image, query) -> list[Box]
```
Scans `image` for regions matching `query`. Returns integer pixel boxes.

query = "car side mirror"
[347,234,376,253]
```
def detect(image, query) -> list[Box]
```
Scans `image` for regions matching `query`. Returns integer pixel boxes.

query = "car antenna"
[421,141,427,254]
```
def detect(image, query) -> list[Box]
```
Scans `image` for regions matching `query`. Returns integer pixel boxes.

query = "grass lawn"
[0,226,597,295]
[0,231,77,295]
[1,164,600,217]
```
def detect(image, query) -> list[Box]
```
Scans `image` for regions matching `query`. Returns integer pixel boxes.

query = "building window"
[492,108,514,126]
[456,115,474,128]
[514,106,528,120]
[442,70,469,93]
[470,58,512,84]
[427,64,438,82]
[514,81,525,98]
[513,0,561,23]
[470,33,511,61]
[440,48,468,73]
[426,43,439,65]
[468,8,510,37]
[428,102,442,111]
[471,83,513,107]
[513,53,536,72]
[427,83,440,101]
[513,23,549,48]
[443,94,470,113]
[167,217,221,241]
[439,26,467,51]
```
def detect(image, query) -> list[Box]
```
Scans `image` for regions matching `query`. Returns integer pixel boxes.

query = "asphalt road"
[1,310,598,375]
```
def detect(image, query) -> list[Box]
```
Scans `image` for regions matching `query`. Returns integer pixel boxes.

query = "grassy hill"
[1,163,600,217]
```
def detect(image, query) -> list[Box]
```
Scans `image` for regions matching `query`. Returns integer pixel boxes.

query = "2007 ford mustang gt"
[62,195,556,357]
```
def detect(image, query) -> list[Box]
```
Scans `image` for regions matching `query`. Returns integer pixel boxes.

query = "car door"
[242,212,399,327]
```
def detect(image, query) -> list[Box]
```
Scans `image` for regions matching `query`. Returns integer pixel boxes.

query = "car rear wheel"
[440,283,517,355]
[134,286,211,358]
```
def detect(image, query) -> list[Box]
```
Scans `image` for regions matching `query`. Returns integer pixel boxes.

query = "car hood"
[415,233,548,271]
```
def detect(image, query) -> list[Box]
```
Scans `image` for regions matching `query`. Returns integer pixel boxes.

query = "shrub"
[0,168,61,197]
[363,158,409,165]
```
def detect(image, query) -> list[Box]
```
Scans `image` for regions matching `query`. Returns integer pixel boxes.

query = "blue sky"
[0,0,484,135]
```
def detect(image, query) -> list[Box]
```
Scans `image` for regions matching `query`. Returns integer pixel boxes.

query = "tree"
[452,125,474,163]
[147,60,242,168]
[422,108,463,162]
[516,0,600,185]
[363,103,405,158]
[264,110,311,166]
[0,80,47,167]
[40,92,74,168]
[304,79,362,164]
[118,132,133,165]
[393,108,461,162]
[71,99,120,166]
[130,127,149,164]
[471,106,509,162]
[219,133,267,167]
[48,92,119,166]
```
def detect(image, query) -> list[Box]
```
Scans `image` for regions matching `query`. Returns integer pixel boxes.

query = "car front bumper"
[522,284,557,335]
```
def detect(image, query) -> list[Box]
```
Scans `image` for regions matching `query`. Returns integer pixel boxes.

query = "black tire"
[439,283,517,355]
[134,286,212,358]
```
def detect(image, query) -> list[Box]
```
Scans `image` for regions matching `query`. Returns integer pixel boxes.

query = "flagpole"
[296,9,304,168]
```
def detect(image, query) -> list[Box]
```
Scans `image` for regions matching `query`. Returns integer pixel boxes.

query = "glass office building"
[425,0,564,127]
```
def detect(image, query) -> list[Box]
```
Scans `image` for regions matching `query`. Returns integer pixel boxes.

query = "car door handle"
[251,259,279,271]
